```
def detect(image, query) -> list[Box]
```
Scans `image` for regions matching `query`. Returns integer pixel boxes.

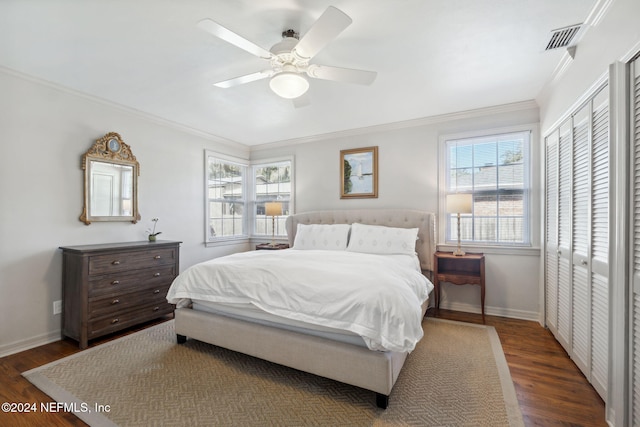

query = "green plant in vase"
[147,218,161,242]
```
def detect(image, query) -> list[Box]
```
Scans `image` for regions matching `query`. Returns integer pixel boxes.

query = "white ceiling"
[0,0,598,146]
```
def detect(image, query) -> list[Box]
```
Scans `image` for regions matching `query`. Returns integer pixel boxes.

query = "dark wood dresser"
[59,240,181,348]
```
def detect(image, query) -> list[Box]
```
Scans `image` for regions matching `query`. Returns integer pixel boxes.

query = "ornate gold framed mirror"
[80,132,140,225]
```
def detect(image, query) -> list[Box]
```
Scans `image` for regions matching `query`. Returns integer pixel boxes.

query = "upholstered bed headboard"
[285,209,436,271]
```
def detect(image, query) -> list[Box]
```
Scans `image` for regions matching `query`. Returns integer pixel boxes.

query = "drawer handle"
[153,306,160,311]
[111,299,120,305]
[154,255,161,260]
[111,318,119,324]
[153,289,160,294]
[111,280,120,285]
[154,272,161,277]
[112,260,121,265]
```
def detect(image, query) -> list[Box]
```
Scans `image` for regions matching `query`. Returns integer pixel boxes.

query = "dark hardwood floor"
[428,308,607,426]
[0,311,606,426]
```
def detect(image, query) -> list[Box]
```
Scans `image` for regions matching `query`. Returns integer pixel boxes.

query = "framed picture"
[340,146,378,199]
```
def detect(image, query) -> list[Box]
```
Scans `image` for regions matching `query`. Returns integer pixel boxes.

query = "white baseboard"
[0,330,62,358]
[0,303,538,358]
[438,301,539,322]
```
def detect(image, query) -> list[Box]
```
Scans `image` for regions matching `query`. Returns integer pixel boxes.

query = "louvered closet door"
[589,86,609,399]
[571,104,591,376]
[630,56,640,426]
[557,120,573,351]
[544,84,610,402]
[545,131,559,334]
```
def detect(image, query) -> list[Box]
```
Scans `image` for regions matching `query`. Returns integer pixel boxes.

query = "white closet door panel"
[634,291,640,425]
[557,257,572,349]
[591,271,608,399]
[546,250,559,332]
[631,57,640,427]
[635,66,640,275]
[592,88,610,265]
[572,264,590,375]
[571,104,591,378]
[545,132,559,331]
[558,122,573,252]
[590,86,609,401]
[557,121,573,351]
[573,106,590,258]
[546,132,559,246]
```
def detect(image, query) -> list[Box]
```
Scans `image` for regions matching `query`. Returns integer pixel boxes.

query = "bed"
[167,209,435,408]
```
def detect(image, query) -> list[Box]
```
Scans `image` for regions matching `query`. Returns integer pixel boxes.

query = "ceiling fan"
[197,6,377,104]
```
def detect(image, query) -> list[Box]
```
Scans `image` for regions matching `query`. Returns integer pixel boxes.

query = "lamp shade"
[446,194,473,214]
[269,72,309,99]
[265,202,282,217]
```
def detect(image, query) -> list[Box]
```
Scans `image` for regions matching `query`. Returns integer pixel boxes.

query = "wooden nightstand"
[433,251,485,323]
[256,243,290,250]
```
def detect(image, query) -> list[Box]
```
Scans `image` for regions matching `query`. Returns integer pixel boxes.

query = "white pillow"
[292,223,351,250]
[346,223,418,255]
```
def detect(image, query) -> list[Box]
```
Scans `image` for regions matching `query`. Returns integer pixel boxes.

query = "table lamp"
[446,194,473,256]
[265,202,282,246]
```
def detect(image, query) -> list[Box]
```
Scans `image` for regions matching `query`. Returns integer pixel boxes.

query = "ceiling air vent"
[545,24,582,50]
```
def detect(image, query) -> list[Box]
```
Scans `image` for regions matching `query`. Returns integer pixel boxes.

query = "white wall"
[537,0,640,133]
[252,103,542,321]
[0,69,250,356]
[0,58,546,357]
[535,1,640,425]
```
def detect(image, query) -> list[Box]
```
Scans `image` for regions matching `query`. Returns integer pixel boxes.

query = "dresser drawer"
[89,301,174,337]
[89,248,176,275]
[89,284,171,318]
[88,265,176,297]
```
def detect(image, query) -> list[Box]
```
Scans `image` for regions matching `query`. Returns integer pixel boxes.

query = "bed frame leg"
[376,393,389,409]
[177,334,187,344]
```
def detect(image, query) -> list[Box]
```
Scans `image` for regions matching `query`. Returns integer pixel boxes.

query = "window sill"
[205,237,250,248]
[437,244,540,256]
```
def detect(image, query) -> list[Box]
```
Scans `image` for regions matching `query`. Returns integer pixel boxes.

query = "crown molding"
[584,0,615,27]
[0,65,249,154]
[1,65,538,154]
[540,72,608,137]
[541,0,615,94]
[250,99,539,152]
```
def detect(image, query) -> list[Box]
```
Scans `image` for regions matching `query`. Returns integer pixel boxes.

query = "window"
[443,130,531,246]
[206,153,248,241]
[252,159,293,237]
[205,152,294,243]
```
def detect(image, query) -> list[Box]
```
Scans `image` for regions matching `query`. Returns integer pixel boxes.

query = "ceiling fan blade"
[197,19,273,60]
[292,92,311,108]
[293,6,352,59]
[307,65,377,85]
[213,70,274,88]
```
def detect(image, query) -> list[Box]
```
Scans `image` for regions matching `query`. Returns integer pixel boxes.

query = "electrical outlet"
[53,300,62,315]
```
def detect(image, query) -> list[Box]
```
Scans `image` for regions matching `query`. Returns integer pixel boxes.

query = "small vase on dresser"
[59,240,181,348]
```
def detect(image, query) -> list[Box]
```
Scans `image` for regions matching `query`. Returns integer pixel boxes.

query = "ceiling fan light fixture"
[269,71,309,99]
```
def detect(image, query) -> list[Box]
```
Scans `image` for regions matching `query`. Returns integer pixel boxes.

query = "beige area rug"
[24,318,524,426]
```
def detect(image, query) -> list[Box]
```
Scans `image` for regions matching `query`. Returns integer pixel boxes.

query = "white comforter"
[166,249,433,352]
